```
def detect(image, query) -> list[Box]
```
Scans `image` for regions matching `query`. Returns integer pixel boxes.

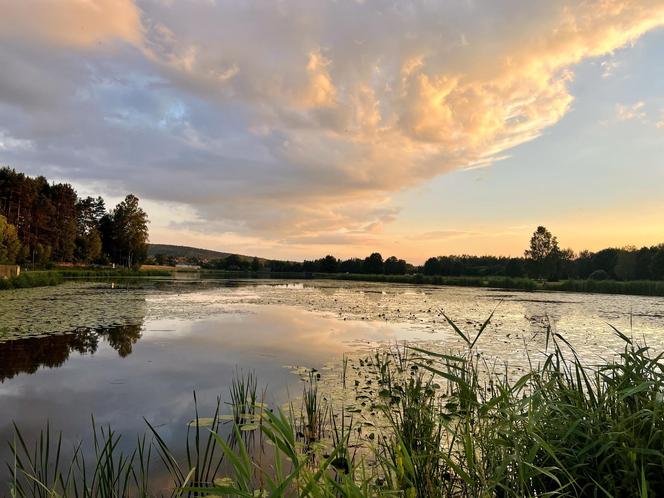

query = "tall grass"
[0,272,63,290]
[59,269,172,278]
[8,418,153,497]
[7,317,664,497]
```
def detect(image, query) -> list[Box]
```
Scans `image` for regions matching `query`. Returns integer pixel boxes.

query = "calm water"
[1,278,664,492]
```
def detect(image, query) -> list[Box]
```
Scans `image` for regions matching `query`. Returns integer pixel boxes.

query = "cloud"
[418,230,480,241]
[657,110,664,128]
[601,59,621,78]
[615,101,647,121]
[0,0,141,48]
[1,0,664,248]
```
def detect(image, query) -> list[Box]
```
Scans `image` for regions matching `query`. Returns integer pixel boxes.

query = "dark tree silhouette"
[363,252,384,274]
[525,226,560,279]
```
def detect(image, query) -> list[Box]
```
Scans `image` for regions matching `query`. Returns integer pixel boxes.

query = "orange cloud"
[0,0,141,48]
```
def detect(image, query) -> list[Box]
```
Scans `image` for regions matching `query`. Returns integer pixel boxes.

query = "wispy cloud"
[601,59,620,78]
[657,110,664,129]
[616,101,647,122]
[418,230,480,241]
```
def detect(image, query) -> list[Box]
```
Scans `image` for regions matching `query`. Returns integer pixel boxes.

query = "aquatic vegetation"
[7,315,664,497]
[59,268,172,278]
[544,278,664,297]
[0,271,63,291]
[317,272,664,297]
[228,369,261,427]
[8,418,153,498]
[0,282,149,342]
[316,272,539,292]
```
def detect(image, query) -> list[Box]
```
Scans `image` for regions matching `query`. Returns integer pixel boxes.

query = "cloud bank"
[0,0,663,249]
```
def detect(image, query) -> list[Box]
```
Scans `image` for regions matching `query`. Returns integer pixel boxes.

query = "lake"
[2,278,664,492]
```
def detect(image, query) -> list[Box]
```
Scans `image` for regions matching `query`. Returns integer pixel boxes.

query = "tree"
[0,215,21,263]
[320,255,338,273]
[524,226,560,279]
[76,229,102,263]
[651,246,664,280]
[556,248,576,279]
[339,258,363,273]
[423,257,442,275]
[576,250,594,279]
[614,249,637,281]
[251,257,262,272]
[76,196,106,235]
[363,252,384,274]
[50,183,78,261]
[635,247,654,280]
[591,248,620,278]
[112,194,149,267]
[505,258,525,277]
[384,256,407,275]
[1,168,150,267]
[224,254,248,270]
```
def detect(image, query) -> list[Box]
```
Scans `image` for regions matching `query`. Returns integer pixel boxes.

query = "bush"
[588,269,610,280]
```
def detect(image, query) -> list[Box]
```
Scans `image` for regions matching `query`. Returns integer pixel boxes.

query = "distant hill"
[148,243,255,261]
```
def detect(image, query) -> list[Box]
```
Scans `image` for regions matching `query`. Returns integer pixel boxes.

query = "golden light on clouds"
[0,0,141,47]
[0,0,662,258]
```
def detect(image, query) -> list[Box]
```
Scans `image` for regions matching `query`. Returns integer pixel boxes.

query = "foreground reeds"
[7,316,664,497]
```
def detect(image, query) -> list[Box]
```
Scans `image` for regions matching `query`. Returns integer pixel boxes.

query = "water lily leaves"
[188,417,216,427]
[213,476,234,487]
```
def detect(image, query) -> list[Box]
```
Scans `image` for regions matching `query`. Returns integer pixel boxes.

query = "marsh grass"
[316,273,664,297]
[545,279,664,297]
[7,315,664,497]
[9,417,153,498]
[0,272,63,291]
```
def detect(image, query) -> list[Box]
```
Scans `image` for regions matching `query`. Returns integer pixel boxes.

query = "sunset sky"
[0,0,663,263]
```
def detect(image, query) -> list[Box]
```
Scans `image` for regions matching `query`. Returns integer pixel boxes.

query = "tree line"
[199,252,414,275]
[0,167,149,267]
[422,227,664,281]
[201,226,664,282]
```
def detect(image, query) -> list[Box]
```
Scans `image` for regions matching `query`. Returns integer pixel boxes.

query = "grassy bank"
[543,278,664,296]
[58,268,172,278]
[8,318,664,497]
[0,271,63,290]
[0,267,172,291]
[315,272,539,291]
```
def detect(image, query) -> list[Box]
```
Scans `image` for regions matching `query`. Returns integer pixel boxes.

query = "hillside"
[149,243,242,261]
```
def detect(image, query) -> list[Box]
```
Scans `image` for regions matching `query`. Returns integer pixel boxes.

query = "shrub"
[588,269,609,280]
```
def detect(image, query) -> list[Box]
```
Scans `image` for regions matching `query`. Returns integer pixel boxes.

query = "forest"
[0,167,149,267]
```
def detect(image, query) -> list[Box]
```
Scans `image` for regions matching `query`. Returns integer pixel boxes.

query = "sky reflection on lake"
[0,298,415,490]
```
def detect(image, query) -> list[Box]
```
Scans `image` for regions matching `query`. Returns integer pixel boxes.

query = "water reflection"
[0,323,143,382]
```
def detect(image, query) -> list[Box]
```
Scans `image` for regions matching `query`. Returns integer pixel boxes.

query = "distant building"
[175,263,201,270]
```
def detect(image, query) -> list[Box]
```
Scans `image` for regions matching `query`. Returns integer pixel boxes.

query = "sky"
[0,0,663,264]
